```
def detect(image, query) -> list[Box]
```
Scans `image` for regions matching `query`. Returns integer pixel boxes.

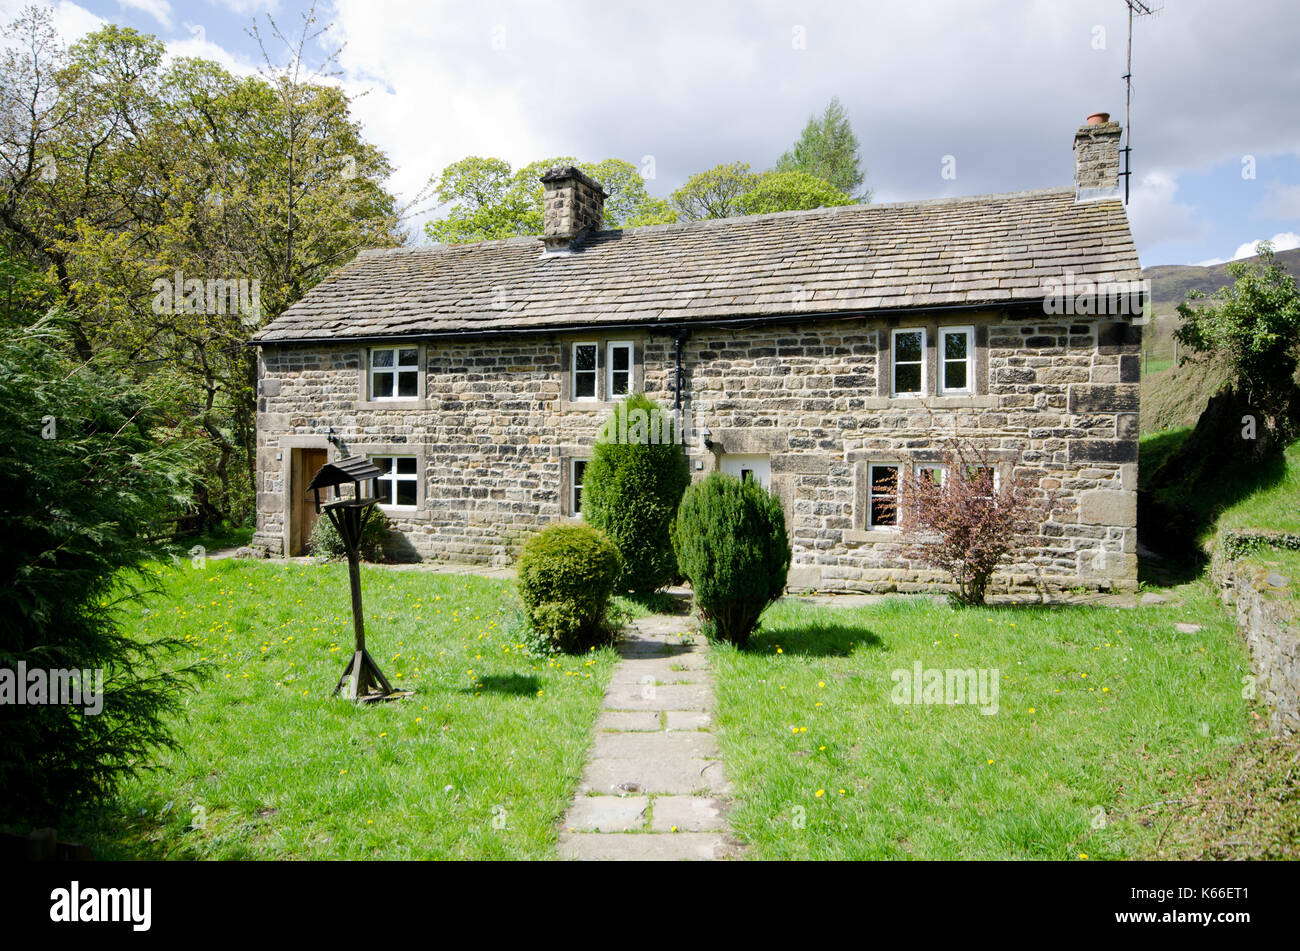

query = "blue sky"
[8,0,1299,267]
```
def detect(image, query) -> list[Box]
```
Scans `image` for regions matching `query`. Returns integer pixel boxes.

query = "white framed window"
[370,346,419,400]
[868,463,900,529]
[891,328,926,396]
[966,465,998,501]
[939,326,974,394]
[372,455,419,509]
[572,342,598,400]
[916,463,946,488]
[607,341,633,399]
[570,458,588,515]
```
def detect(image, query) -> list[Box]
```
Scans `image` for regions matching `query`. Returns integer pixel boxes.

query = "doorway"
[290,447,328,555]
[720,454,771,489]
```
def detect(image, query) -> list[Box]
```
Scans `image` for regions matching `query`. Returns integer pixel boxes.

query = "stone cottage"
[250,116,1142,595]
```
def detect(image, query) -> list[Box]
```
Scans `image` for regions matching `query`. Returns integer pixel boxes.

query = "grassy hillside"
[1139,248,1300,372]
[1144,246,1300,309]
[1139,357,1229,435]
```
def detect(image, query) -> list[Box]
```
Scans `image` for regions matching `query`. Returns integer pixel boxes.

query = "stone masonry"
[253,309,1141,595]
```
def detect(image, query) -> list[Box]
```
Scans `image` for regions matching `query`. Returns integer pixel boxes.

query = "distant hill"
[1143,246,1300,310]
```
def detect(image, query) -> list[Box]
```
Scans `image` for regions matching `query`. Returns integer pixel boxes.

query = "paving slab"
[666,710,712,731]
[650,796,729,832]
[557,613,742,859]
[562,795,649,832]
[594,710,662,732]
[593,730,719,759]
[602,682,713,711]
[579,756,728,796]
[612,660,710,685]
[557,832,740,861]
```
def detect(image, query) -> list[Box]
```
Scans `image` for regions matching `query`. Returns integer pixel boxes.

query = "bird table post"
[305,455,403,702]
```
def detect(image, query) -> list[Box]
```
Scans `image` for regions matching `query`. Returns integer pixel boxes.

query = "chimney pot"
[540,166,607,251]
[1073,115,1122,203]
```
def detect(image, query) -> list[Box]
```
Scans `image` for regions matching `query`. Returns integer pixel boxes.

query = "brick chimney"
[1073,114,1122,202]
[540,166,608,251]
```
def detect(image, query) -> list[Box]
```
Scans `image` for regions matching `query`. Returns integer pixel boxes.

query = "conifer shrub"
[516,523,621,653]
[582,394,690,593]
[671,473,790,648]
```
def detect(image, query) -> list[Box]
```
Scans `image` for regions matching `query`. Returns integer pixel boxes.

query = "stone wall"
[253,309,1140,594]
[1214,558,1300,736]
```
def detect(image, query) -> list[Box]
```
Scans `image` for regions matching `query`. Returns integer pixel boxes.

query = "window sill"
[557,400,614,413]
[377,505,429,521]
[844,528,901,544]
[864,395,997,410]
[357,398,429,411]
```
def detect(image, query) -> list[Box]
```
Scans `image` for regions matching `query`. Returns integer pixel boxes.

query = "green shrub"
[0,308,202,826]
[672,473,791,648]
[308,507,390,561]
[517,523,622,653]
[582,394,690,593]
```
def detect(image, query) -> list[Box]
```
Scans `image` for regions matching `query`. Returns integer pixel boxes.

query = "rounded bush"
[582,394,691,594]
[308,507,390,562]
[672,473,791,648]
[517,523,622,653]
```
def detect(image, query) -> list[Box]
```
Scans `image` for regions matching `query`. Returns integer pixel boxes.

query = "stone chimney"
[540,166,608,251]
[1073,113,1122,202]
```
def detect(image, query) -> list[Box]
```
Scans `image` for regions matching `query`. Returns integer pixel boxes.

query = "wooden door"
[294,448,328,555]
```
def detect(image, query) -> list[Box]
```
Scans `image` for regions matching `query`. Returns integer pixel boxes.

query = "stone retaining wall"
[1214,558,1299,735]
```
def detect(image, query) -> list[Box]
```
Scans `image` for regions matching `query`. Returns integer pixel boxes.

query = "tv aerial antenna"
[1121,0,1161,203]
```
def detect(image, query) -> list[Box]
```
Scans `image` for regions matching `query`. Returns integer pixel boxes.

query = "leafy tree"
[425,156,537,242]
[426,156,675,244]
[736,170,853,215]
[583,394,691,593]
[1175,241,1300,430]
[670,162,758,221]
[0,276,202,826]
[776,96,870,201]
[0,5,404,528]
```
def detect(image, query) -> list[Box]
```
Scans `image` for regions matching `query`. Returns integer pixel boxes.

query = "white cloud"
[166,23,257,74]
[205,0,278,14]
[3,0,1300,256]
[1230,231,1300,260]
[0,0,104,41]
[1195,231,1300,266]
[118,0,171,30]
[1126,170,1206,253]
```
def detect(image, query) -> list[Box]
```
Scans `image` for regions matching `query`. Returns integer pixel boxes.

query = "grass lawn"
[69,558,617,859]
[1141,356,1175,378]
[711,582,1262,860]
[1215,439,1300,536]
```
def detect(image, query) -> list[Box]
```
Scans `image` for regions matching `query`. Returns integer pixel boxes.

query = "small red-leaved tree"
[897,440,1053,605]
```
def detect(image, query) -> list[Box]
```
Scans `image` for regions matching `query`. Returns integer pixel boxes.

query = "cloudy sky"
[5,0,1298,266]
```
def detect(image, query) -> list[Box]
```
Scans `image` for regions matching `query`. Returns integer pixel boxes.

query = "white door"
[720,454,771,489]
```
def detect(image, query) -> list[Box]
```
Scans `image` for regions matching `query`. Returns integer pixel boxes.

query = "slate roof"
[252,187,1140,344]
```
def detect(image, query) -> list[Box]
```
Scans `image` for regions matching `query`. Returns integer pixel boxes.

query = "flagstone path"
[556,613,744,860]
